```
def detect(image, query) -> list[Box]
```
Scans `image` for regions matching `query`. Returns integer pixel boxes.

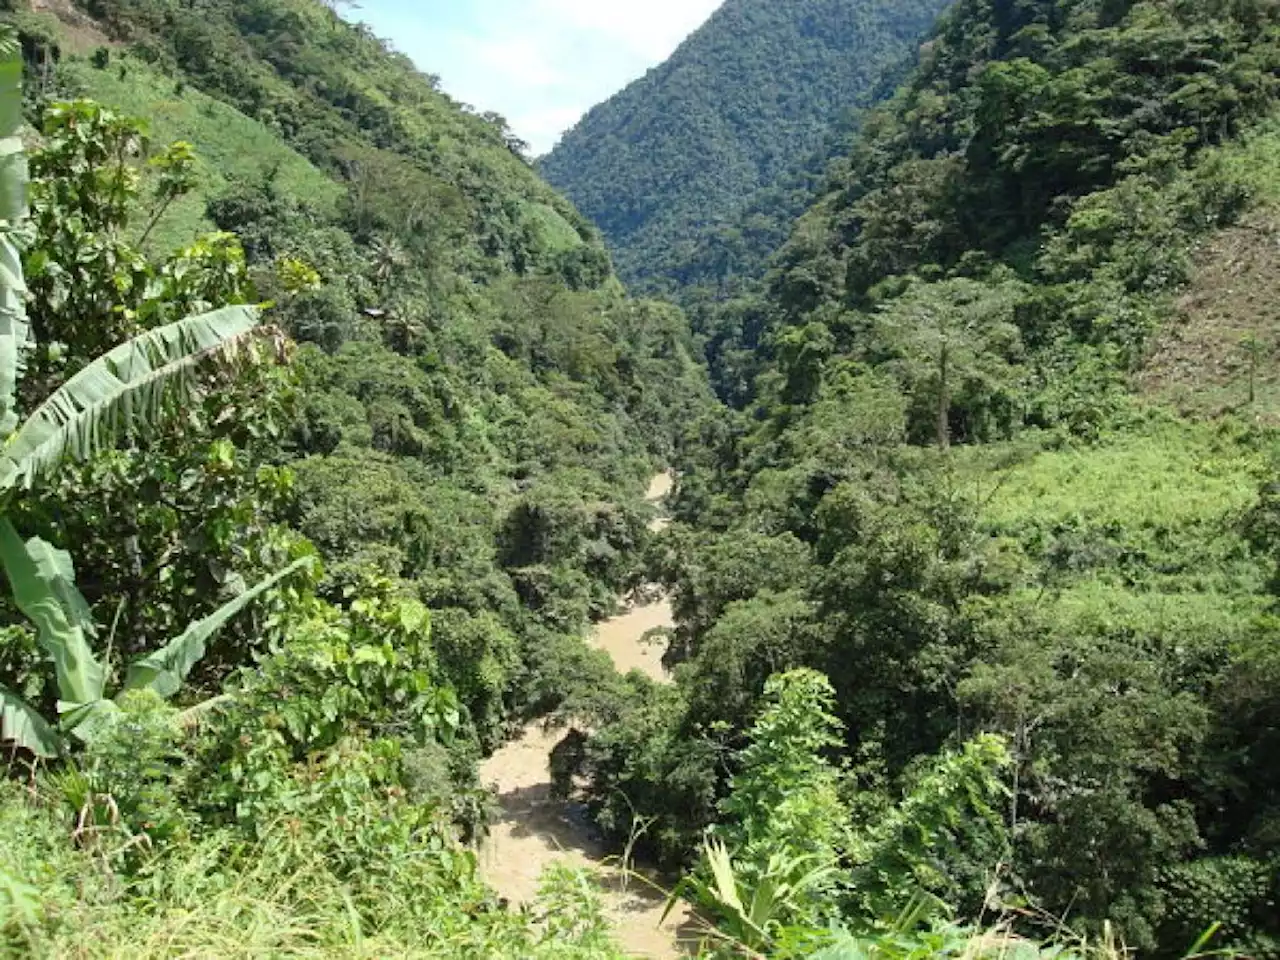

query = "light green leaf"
[0,681,60,758]
[24,536,96,638]
[0,519,104,710]
[703,837,747,916]
[0,39,28,440]
[124,556,312,698]
[56,697,118,744]
[0,305,261,491]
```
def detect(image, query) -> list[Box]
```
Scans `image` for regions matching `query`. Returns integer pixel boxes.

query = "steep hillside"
[0,1,731,953]
[539,0,951,294]
[10,0,1280,956]
[562,0,1280,954]
[1138,133,1280,418]
[54,0,609,283]
[2,0,713,863]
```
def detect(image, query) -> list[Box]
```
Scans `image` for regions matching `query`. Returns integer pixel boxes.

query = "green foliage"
[1158,856,1280,958]
[600,0,1280,950]
[0,27,26,439]
[845,736,1011,923]
[0,6,695,959]
[66,0,602,285]
[57,52,342,253]
[18,0,717,752]
[674,671,1013,956]
[0,780,624,958]
[0,305,263,491]
[0,78,312,758]
[713,669,851,929]
[677,835,844,956]
[0,516,312,756]
[8,0,1280,954]
[182,583,458,827]
[45,689,192,849]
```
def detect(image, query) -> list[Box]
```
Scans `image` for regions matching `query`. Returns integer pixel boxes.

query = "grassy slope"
[59,54,342,254]
[971,418,1269,595]
[46,0,599,277]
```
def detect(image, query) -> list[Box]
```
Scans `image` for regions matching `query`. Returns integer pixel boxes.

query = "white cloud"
[539,0,722,58]
[462,34,562,91]
[518,104,590,154]
[353,1,724,154]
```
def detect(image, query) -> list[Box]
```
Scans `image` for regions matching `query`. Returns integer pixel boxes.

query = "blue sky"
[345,0,724,155]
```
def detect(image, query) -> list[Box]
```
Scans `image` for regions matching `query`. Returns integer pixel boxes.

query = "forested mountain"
[555,0,1280,955]
[539,0,951,295]
[0,0,714,954]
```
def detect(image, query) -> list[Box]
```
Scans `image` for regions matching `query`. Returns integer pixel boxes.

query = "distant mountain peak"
[539,0,952,295]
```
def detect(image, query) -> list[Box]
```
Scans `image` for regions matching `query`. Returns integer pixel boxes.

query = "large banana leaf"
[0,519,103,710]
[124,556,313,698]
[0,681,59,758]
[0,305,260,491]
[25,535,97,639]
[0,34,28,439]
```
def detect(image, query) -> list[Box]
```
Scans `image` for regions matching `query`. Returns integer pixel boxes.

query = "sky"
[345,0,724,155]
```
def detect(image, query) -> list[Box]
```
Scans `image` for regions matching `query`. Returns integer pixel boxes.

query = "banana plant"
[0,32,308,758]
[666,836,841,955]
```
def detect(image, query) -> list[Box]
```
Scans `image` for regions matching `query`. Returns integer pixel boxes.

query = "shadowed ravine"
[479,473,695,959]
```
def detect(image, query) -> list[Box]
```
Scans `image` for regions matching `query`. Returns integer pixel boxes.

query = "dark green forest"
[4,0,1280,957]
[539,0,951,298]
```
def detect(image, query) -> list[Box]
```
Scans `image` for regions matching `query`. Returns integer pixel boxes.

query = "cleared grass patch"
[1139,119,1280,419]
[1139,211,1280,420]
[974,418,1270,593]
[59,55,342,255]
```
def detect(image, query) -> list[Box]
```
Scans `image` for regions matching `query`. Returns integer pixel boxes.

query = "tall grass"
[0,781,623,959]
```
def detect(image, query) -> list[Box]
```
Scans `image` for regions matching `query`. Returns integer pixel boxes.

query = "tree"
[0,37,309,758]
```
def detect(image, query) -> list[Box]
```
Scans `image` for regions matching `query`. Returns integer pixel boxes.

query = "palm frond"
[125,556,313,698]
[0,305,261,491]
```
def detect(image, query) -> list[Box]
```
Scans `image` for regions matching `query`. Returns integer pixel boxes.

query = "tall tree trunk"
[937,338,950,451]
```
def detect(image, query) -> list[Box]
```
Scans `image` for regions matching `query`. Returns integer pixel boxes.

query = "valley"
[1,0,1280,957]
[480,473,689,959]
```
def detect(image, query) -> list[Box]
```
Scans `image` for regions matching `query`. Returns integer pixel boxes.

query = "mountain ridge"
[539,0,952,294]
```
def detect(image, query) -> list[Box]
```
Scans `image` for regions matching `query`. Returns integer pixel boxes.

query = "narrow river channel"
[478,473,694,958]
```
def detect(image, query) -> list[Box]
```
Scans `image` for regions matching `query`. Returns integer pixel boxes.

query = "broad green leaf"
[0,41,23,225]
[124,556,312,698]
[0,519,103,709]
[56,697,118,744]
[0,305,261,491]
[24,536,96,638]
[0,681,60,758]
[0,37,28,439]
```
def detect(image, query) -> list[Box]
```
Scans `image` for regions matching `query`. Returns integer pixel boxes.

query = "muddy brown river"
[478,473,697,958]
